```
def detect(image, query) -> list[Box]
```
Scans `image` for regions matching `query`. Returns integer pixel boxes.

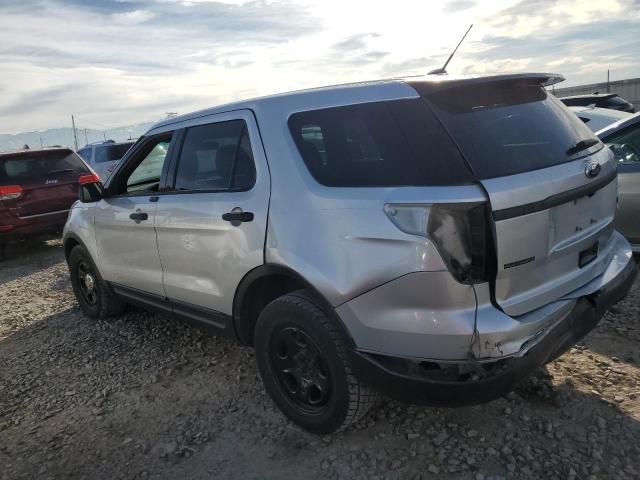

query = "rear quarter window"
[288,99,473,187]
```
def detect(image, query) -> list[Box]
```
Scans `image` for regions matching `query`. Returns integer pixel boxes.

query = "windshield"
[0,150,89,186]
[422,80,599,179]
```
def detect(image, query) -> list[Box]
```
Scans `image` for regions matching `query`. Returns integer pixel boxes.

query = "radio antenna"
[428,24,473,75]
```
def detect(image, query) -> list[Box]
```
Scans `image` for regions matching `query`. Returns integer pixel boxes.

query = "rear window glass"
[601,96,628,107]
[94,143,133,163]
[78,148,92,162]
[560,97,584,107]
[421,80,598,179]
[0,150,89,186]
[288,99,473,187]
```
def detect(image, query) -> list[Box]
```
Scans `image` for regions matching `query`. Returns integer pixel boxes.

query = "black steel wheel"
[68,245,125,319]
[254,290,377,434]
[77,260,99,306]
[269,326,331,413]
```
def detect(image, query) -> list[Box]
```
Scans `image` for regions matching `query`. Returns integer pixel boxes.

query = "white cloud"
[111,9,156,24]
[0,0,638,134]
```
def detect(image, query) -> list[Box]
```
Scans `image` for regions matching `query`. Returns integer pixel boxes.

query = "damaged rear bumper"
[349,250,637,406]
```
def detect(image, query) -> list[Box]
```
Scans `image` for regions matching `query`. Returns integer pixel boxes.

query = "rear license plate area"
[579,242,598,268]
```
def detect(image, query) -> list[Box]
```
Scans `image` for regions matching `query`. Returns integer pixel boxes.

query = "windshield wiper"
[567,138,599,156]
[48,168,75,175]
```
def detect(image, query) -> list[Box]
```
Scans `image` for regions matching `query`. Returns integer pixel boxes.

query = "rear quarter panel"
[252,82,487,306]
[63,202,100,269]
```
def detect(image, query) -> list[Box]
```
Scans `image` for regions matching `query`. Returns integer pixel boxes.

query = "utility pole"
[39,135,43,148]
[103,131,107,141]
[606,69,610,93]
[71,115,79,151]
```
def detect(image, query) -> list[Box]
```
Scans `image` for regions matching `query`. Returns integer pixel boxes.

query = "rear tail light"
[384,202,491,284]
[79,173,100,185]
[0,185,23,201]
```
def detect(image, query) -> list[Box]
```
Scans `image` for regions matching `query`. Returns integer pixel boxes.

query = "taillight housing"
[79,173,100,185]
[0,185,23,201]
[384,202,491,284]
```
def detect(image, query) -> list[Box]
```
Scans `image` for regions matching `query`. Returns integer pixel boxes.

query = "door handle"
[222,208,254,225]
[129,211,149,223]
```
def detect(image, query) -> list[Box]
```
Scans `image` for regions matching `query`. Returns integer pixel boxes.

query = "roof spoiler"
[408,73,565,94]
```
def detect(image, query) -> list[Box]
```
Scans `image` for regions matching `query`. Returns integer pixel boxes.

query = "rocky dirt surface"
[0,239,639,480]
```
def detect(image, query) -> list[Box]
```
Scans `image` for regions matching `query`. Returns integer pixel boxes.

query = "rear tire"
[68,245,125,319]
[254,290,377,434]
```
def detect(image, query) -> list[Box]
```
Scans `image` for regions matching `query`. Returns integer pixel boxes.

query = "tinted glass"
[560,97,584,107]
[127,140,171,193]
[233,128,256,190]
[601,96,628,107]
[424,80,599,179]
[94,143,133,163]
[0,150,89,186]
[288,99,473,187]
[78,148,92,162]
[174,120,255,191]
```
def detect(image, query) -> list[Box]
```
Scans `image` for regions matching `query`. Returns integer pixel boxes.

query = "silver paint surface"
[63,77,633,365]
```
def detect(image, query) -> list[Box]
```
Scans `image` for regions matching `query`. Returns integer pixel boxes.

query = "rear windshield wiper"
[48,168,75,175]
[566,138,599,156]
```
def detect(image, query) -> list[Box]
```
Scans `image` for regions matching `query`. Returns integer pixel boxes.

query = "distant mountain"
[0,122,156,152]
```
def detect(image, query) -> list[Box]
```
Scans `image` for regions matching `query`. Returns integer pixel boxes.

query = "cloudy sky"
[0,0,639,134]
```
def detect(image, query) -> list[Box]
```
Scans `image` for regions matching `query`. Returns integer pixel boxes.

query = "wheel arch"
[232,264,353,347]
[63,232,86,261]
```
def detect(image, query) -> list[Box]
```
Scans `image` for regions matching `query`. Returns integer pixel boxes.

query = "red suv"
[0,147,95,260]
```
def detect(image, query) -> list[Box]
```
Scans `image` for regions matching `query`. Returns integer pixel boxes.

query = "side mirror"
[78,173,104,203]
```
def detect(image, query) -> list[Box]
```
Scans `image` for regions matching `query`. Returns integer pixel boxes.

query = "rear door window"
[173,120,256,191]
[288,99,473,187]
[420,80,599,179]
[0,150,89,185]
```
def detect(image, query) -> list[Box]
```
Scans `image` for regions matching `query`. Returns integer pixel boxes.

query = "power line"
[73,116,116,129]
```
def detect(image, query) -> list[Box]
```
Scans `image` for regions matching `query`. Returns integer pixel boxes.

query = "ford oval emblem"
[585,161,601,179]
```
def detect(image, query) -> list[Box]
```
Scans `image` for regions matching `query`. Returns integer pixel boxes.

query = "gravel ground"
[1,239,639,480]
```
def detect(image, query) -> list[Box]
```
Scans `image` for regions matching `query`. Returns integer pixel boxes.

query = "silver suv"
[64,73,637,434]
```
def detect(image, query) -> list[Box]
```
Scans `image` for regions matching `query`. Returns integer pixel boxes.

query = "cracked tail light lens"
[384,202,490,284]
[0,185,23,201]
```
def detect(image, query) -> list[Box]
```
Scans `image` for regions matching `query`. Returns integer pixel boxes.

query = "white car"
[569,106,632,132]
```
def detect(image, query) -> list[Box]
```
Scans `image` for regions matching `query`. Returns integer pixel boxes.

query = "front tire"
[68,245,125,319]
[254,290,377,434]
